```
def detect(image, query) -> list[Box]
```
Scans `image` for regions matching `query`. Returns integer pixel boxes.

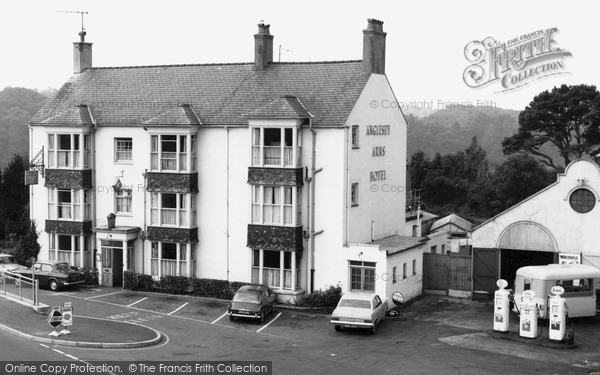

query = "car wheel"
[49,280,59,291]
[259,311,265,324]
[229,315,235,322]
[370,321,377,335]
[334,325,341,332]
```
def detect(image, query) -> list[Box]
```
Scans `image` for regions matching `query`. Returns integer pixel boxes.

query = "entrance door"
[101,247,124,288]
[101,248,113,287]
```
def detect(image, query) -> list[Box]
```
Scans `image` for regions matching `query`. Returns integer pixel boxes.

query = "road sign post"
[61,302,73,335]
[48,306,63,337]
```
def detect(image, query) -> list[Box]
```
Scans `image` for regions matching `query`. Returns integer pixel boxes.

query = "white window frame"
[114,138,133,164]
[251,185,299,226]
[48,188,91,221]
[115,188,133,215]
[47,133,85,169]
[150,192,195,227]
[150,134,196,172]
[251,127,300,168]
[351,183,359,206]
[150,242,194,278]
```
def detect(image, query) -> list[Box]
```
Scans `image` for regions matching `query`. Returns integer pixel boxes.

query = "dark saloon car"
[228,284,276,323]
[14,260,85,291]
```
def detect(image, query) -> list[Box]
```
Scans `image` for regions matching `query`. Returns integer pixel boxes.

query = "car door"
[373,295,384,321]
[38,263,53,285]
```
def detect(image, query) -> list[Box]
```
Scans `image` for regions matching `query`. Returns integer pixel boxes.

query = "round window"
[569,188,596,213]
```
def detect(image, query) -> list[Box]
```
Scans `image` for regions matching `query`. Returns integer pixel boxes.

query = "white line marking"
[212,311,228,324]
[127,297,148,307]
[167,302,189,315]
[84,290,123,299]
[52,348,65,355]
[65,354,79,360]
[40,344,50,349]
[257,312,282,333]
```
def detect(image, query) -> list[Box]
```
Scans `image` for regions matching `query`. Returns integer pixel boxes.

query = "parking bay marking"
[168,302,189,316]
[212,311,228,324]
[126,297,148,307]
[84,290,124,300]
[257,312,282,333]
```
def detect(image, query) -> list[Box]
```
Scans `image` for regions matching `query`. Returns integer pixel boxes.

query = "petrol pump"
[549,286,567,341]
[519,290,538,338]
[493,279,510,333]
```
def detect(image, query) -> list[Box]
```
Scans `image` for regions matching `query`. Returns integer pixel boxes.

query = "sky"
[0,0,597,112]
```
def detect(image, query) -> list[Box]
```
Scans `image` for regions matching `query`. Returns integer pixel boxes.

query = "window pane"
[263,250,280,268]
[161,194,177,208]
[58,135,71,150]
[161,135,177,152]
[58,235,72,250]
[162,243,177,259]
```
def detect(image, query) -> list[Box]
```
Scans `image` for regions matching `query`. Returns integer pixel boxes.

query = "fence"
[0,270,39,307]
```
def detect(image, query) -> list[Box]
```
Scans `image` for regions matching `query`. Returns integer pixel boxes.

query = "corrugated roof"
[30,61,370,127]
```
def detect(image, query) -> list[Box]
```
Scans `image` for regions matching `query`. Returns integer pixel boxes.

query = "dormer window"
[150,134,196,172]
[252,127,300,167]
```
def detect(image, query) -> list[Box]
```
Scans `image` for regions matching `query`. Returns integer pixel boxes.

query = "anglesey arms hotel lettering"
[366,125,390,182]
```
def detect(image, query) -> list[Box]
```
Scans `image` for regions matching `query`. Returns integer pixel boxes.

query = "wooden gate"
[472,248,499,301]
[423,253,471,294]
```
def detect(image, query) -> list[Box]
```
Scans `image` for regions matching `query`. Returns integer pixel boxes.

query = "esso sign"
[392,291,404,305]
[523,290,536,300]
[496,279,508,289]
[551,286,565,296]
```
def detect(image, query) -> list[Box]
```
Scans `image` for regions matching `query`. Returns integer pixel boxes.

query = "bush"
[304,286,342,308]
[159,275,191,294]
[123,271,155,292]
[191,278,230,299]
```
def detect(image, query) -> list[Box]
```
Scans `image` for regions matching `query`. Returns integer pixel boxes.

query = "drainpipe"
[307,118,323,293]
[225,126,230,281]
[142,168,148,274]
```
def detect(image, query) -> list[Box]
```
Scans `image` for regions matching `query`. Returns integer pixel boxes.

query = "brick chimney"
[362,19,386,74]
[73,31,92,74]
[254,22,273,71]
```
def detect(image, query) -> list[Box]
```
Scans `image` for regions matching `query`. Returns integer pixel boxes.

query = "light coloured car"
[0,253,20,273]
[330,292,388,334]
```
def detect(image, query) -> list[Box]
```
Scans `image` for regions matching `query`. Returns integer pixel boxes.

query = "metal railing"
[0,270,39,307]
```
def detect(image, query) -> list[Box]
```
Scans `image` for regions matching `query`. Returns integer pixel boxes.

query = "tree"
[408,151,429,190]
[491,154,555,212]
[0,154,29,239]
[12,220,40,266]
[502,84,600,172]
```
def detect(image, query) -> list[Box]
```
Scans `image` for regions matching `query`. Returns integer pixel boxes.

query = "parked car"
[13,260,85,291]
[228,284,276,323]
[330,292,388,334]
[0,253,20,273]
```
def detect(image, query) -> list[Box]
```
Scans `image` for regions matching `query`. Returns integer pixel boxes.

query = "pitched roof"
[30,61,370,127]
[245,95,312,119]
[430,213,472,233]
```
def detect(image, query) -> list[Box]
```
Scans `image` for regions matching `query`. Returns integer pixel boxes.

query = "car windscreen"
[338,299,371,309]
[233,292,261,303]
[1,257,15,264]
[55,263,71,271]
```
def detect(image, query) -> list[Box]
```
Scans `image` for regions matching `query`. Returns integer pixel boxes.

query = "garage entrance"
[500,249,555,289]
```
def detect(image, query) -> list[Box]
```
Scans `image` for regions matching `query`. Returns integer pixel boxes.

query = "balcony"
[45,169,92,190]
[146,172,198,194]
[247,167,303,187]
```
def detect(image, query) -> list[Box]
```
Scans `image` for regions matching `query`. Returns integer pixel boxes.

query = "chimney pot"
[254,22,274,71]
[73,31,92,74]
[362,18,387,74]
